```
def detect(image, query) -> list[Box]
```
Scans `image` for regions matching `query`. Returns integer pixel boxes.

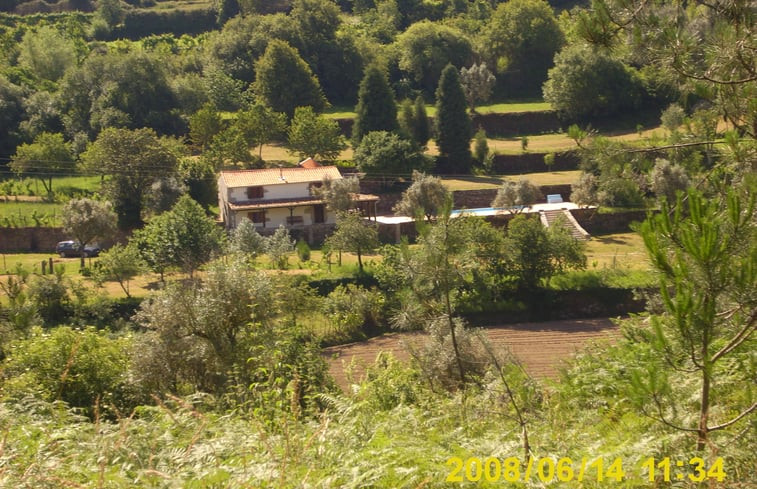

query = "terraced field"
[324,317,620,389]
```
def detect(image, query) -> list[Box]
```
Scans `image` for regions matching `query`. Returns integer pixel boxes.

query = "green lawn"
[441,170,581,191]
[584,232,650,270]
[0,253,85,275]
[475,101,552,114]
[323,99,553,120]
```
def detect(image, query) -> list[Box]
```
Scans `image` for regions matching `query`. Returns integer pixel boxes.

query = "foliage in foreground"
[0,333,753,488]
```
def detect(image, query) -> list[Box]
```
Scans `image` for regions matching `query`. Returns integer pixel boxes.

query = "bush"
[543,44,645,121]
[321,284,385,343]
[295,239,311,262]
[1,326,133,417]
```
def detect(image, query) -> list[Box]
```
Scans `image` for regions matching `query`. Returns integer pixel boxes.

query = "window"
[313,204,325,224]
[286,215,304,225]
[246,186,264,199]
[248,211,266,226]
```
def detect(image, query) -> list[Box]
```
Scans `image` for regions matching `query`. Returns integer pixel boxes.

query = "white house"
[218,161,379,230]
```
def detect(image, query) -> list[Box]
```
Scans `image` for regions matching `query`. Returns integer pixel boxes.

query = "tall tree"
[252,40,327,118]
[81,127,179,229]
[235,103,287,160]
[543,44,644,121]
[58,51,180,137]
[10,133,75,196]
[189,103,223,151]
[577,0,755,138]
[412,95,430,148]
[287,106,346,161]
[61,198,117,269]
[483,0,563,97]
[17,26,76,82]
[290,0,364,105]
[434,64,472,173]
[352,65,398,145]
[636,187,756,451]
[459,62,496,111]
[134,195,224,278]
[0,76,25,158]
[394,20,473,95]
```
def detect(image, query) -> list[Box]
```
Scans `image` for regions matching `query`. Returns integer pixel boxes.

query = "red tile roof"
[220,166,342,187]
[298,157,321,168]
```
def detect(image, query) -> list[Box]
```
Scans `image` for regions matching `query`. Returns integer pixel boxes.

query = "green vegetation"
[0,1,754,485]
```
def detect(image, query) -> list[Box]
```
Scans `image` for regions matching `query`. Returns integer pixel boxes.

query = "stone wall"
[570,208,650,234]
[492,151,579,174]
[471,111,562,137]
[0,227,67,253]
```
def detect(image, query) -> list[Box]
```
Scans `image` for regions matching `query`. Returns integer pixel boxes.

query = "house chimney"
[279,165,285,181]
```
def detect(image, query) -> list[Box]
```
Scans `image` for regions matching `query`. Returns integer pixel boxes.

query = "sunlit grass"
[475,101,552,113]
[441,170,581,191]
[323,99,553,120]
[584,232,650,270]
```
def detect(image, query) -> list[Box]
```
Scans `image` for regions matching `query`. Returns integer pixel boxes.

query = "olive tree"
[61,198,117,268]
[393,170,450,222]
[491,179,542,213]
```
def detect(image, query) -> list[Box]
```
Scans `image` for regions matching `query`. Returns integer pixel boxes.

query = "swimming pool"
[450,207,507,217]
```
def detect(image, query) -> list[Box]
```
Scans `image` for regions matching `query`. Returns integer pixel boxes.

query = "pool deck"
[375,202,587,224]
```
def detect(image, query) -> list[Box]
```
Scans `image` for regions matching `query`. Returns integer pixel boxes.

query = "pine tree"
[253,40,327,118]
[352,65,398,145]
[412,95,430,148]
[434,64,471,172]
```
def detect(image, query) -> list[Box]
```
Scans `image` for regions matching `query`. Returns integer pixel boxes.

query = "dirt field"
[323,318,620,390]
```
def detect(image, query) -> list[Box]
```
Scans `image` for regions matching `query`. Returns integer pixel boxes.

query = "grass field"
[441,170,581,191]
[585,232,650,270]
[323,100,553,120]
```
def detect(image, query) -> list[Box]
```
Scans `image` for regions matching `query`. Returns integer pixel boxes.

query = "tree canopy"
[352,65,399,145]
[81,127,180,229]
[10,132,74,195]
[287,106,346,161]
[252,40,327,118]
[434,64,472,172]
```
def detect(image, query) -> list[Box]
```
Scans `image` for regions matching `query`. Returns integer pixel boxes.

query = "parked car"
[55,240,101,258]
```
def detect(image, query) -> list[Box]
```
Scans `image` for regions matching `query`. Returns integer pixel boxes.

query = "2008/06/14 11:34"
[445,456,726,483]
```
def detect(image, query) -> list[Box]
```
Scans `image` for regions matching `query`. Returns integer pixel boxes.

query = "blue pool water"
[450,207,500,216]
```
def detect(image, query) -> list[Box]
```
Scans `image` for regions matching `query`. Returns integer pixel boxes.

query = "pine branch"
[711,307,757,363]
[709,402,757,431]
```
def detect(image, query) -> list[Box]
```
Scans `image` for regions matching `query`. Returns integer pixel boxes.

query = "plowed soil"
[323,318,620,390]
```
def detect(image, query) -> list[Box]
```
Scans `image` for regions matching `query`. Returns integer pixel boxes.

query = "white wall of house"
[232,205,336,229]
[227,182,311,202]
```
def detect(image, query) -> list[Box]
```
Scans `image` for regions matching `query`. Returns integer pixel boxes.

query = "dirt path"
[323,318,620,390]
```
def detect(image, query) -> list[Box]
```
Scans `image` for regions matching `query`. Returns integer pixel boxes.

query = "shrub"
[1,326,133,417]
[296,239,311,262]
